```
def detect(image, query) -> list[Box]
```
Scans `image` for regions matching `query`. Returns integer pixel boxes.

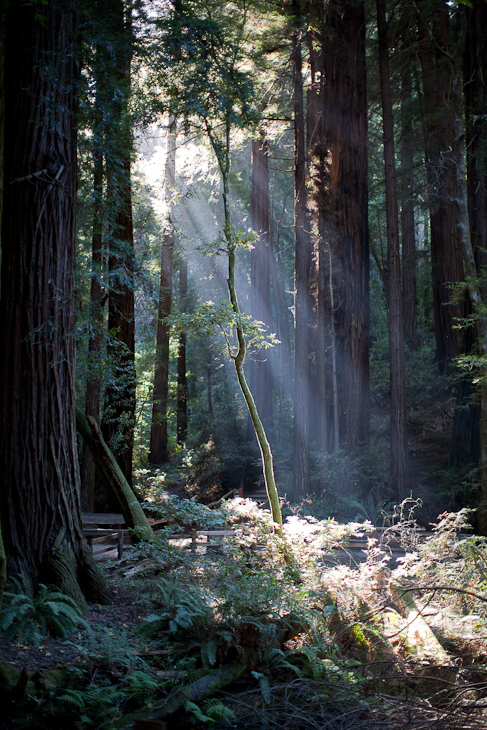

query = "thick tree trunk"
[150,117,177,464]
[464,0,487,530]
[0,0,110,607]
[416,2,466,373]
[0,0,4,300]
[321,0,370,455]
[177,255,188,444]
[249,136,274,436]
[292,6,312,499]
[377,0,408,501]
[0,0,6,612]
[102,0,136,486]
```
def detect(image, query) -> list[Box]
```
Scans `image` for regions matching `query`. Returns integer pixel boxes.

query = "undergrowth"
[2,495,487,729]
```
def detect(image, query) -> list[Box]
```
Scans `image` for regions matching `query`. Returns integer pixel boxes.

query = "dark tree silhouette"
[0,0,110,608]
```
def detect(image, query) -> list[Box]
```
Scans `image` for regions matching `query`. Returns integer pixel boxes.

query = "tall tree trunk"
[0,0,6,610]
[306,3,329,456]
[400,64,418,347]
[81,84,105,511]
[149,117,177,464]
[177,254,188,444]
[0,0,110,608]
[321,0,369,455]
[464,0,487,531]
[292,3,312,500]
[377,0,408,501]
[101,0,136,487]
[416,1,466,373]
[249,136,274,436]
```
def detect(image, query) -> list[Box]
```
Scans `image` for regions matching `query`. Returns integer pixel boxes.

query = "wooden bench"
[82,513,168,559]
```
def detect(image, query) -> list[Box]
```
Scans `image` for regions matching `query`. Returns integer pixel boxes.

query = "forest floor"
[2,389,485,729]
[3,506,487,730]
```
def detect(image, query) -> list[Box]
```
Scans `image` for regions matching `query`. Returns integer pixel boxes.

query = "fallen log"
[390,583,450,663]
[115,663,247,728]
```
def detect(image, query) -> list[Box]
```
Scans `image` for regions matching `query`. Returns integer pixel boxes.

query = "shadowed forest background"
[1,0,487,728]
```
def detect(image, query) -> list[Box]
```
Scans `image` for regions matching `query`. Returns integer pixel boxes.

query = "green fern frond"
[0,574,86,644]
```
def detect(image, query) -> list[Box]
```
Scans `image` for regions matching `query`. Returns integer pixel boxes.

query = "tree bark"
[0,0,6,613]
[102,0,136,486]
[81,75,105,512]
[249,136,274,437]
[306,3,329,456]
[321,0,370,456]
[416,1,466,373]
[463,0,487,531]
[400,64,418,347]
[177,253,188,444]
[150,116,177,464]
[377,0,408,501]
[292,2,312,499]
[0,0,110,607]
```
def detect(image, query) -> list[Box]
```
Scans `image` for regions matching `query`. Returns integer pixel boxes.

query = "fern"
[0,574,87,644]
[58,684,124,729]
[184,699,235,727]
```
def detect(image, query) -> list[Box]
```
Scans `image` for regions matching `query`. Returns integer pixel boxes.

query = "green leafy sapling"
[150,1,285,540]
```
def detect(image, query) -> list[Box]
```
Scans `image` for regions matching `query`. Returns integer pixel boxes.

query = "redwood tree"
[0,0,110,607]
[416,1,466,373]
[377,0,408,500]
[101,0,136,486]
[292,0,312,499]
[177,253,188,444]
[249,135,274,437]
[321,0,370,454]
[150,117,177,465]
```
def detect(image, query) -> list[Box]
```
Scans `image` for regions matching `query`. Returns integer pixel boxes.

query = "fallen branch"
[389,584,451,667]
[115,663,247,728]
[395,584,487,603]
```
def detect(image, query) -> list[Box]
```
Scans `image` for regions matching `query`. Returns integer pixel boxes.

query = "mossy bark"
[46,538,112,613]
[115,663,247,728]
[390,584,452,667]
[213,120,284,537]
[76,407,152,538]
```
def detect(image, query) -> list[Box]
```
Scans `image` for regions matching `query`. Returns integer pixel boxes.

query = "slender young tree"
[149,1,285,532]
[377,0,408,500]
[0,0,110,607]
[150,116,177,464]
